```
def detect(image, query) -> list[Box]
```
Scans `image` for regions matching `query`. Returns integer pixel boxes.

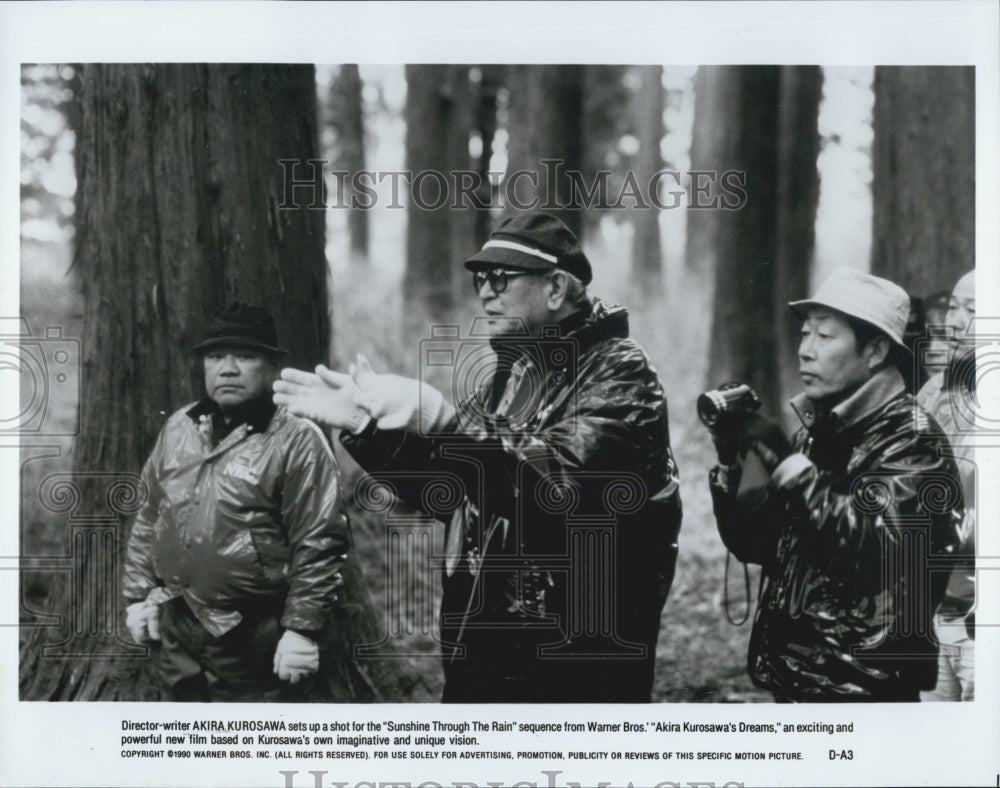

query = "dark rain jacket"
[123,396,348,638]
[342,300,682,702]
[710,367,963,701]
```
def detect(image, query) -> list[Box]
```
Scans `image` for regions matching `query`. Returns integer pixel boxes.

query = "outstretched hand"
[273,365,369,432]
[349,353,450,433]
[349,354,422,431]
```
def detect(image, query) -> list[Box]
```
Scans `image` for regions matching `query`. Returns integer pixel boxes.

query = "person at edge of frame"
[122,303,348,701]
[274,212,683,703]
[918,269,976,702]
[705,266,963,702]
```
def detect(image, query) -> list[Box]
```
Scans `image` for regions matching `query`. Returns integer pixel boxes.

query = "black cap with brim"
[192,302,288,357]
[192,336,287,356]
[464,212,593,285]
[464,244,553,273]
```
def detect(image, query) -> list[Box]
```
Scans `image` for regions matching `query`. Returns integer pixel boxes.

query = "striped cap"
[464,212,592,285]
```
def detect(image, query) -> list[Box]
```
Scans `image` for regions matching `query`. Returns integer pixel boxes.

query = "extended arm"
[344,347,675,521]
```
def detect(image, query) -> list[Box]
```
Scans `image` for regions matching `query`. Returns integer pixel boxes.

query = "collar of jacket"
[789,366,905,434]
[185,392,277,434]
[488,298,629,356]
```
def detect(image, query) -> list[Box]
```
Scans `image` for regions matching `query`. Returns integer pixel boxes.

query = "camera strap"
[723,550,751,626]
[449,515,504,660]
[722,445,771,626]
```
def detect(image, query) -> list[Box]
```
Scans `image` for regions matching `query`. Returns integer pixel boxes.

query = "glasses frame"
[472,268,547,295]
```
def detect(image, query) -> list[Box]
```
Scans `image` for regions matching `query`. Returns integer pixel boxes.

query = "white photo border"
[2,2,998,787]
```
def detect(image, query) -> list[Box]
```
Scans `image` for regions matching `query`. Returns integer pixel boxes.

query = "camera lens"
[696,392,722,428]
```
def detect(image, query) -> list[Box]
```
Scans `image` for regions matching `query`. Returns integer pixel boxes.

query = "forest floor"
[20,234,771,703]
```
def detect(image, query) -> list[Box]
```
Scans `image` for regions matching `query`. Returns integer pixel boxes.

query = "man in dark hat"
[123,303,347,702]
[275,212,682,702]
[704,268,963,702]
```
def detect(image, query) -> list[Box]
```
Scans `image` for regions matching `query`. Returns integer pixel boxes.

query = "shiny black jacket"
[124,397,347,637]
[711,368,963,701]
[343,300,682,702]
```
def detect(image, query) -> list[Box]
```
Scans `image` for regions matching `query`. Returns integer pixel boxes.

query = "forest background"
[17,62,973,702]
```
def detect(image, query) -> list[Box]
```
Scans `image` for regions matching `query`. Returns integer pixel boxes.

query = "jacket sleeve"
[339,424,459,518]
[783,428,963,566]
[708,464,786,570]
[435,346,673,518]
[280,421,349,635]
[122,429,167,604]
[342,346,676,521]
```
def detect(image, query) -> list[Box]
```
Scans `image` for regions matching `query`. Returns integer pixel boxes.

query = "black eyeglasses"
[472,268,543,295]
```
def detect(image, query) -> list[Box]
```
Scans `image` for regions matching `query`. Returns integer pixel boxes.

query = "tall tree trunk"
[503,65,585,237]
[579,65,629,239]
[871,66,975,296]
[19,64,429,702]
[330,64,369,258]
[632,66,665,286]
[701,67,781,416]
[404,65,479,322]
[694,66,822,420]
[774,66,823,412]
[685,66,732,275]
[473,65,505,248]
[443,67,478,270]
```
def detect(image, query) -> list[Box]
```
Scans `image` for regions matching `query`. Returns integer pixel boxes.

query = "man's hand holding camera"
[712,411,793,474]
[700,382,792,476]
[709,417,740,467]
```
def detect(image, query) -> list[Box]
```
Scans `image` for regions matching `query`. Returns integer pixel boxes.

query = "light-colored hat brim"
[788,297,912,355]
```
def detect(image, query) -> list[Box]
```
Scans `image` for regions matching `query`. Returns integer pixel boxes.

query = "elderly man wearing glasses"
[274,212,682,702]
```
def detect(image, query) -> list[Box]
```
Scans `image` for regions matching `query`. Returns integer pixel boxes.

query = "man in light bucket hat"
[705,266,963,702]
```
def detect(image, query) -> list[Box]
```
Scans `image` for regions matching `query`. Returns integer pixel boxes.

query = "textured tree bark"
[404,65,480,322]
[631,66,666,286]
[330,64,369,258]
[442,67,479,270]
[685,66,733,275]
[503,65,585,237]
[694,66,822,420]
[20,63,431,702]
[473,65,505,247]
[701,67,781,416]
[871,67,975,296]
[774,66,823,413]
